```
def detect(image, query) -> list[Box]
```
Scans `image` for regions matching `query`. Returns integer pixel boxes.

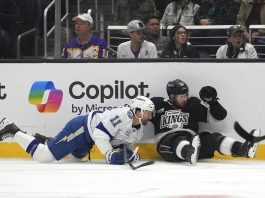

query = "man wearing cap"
[62,9,107,59]
[216,25,258,59]
[117,20,158,58]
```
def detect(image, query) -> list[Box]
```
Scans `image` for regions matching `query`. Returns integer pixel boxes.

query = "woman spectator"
[161,24,200,58]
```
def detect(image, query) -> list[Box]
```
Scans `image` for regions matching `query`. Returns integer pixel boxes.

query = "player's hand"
[126,149,140,163]
[105,149,124,165]
[199,86,218,104]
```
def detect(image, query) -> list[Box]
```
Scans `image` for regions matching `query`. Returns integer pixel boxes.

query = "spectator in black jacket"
[194,0,239,26]
[161,24,200,58]
[191,0,240,54]
[0,0,20,58]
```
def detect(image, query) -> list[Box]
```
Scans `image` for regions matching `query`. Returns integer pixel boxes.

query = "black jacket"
[194,0,240,25]
[161,43,200,58]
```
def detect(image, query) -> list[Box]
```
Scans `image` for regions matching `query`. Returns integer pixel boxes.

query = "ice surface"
[0,159,264,198]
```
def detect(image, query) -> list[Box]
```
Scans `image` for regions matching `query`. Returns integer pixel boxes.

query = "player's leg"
[68,146,92,161]
[0,118,55,162]
[231,129,260,158]
[47,115,94,161]
[157,131,200,165]
[0,116,93,162]
[14,131,56,162]
[199,130,260,159]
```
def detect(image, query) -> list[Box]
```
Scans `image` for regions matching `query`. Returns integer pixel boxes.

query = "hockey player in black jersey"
[150,79,260,165]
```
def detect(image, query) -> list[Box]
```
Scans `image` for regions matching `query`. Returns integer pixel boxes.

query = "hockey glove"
[199,86,218,104]
[105,149,124,165]
[126,149,140,163]
[200,86,227,120]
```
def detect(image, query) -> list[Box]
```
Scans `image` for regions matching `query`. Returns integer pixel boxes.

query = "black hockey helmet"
[166,79,189,96]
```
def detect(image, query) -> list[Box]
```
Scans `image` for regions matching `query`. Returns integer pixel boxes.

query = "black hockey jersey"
[150,97,208,135]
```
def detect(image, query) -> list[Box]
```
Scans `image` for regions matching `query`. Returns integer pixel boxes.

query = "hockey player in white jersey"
[0,96,155,165]
[117,20,158,58]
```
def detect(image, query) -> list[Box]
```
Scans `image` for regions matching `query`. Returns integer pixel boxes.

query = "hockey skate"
[239,129,261,158]
[0,118,21,141]
[186,135,201,165]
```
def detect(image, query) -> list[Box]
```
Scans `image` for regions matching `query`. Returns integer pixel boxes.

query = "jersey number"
[110,116,122,127]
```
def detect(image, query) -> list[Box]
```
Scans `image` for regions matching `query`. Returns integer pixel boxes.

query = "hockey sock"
[219,137,236,155]
[14,131,40,156]
[32,144,56,162]
[14,131,55,162]
[175,140,189,160]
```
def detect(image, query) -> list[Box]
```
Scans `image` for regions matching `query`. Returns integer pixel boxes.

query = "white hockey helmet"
[130,96,155,114]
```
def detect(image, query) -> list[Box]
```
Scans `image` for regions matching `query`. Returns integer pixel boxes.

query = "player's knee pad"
[32,144,56,163]
[199,132,225,159]
[157,132,192,162]
[210,132,226,150]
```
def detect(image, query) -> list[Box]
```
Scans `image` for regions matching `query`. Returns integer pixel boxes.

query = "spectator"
[113,0,157,25]
[143,16,168,56]
[236,0,265,54]
[191,0,240,54]
[153,0,174,19]
[160,0,200,28]
[0,0,20,58]
[216,25,258,59]
[62,9,107,59]
[117,20,158,58]
[161,24,200,58]
[112,0,157,42]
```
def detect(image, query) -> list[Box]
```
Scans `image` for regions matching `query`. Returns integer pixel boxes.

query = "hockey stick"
[128,160,155,170]
[124,146,155,170]
[234,121,265,143]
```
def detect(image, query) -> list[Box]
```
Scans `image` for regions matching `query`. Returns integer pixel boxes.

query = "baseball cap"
[227,25,243,37]
[72,9,93,26]
[127,20,145,33]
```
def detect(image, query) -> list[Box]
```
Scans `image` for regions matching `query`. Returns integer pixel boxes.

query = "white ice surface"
[0,159,264,198]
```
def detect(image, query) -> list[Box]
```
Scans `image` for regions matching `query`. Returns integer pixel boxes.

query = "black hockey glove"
[199,86,218,104]
[200,86,227,120]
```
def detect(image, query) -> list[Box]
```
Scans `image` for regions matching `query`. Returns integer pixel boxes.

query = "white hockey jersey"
[87,107,143,154]
[117,40,158,58]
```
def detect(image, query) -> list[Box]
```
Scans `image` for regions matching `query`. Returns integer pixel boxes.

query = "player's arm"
[93,122,113,154]
[93,121,125,165]
[199,86,227,120]
[93,112,130,165]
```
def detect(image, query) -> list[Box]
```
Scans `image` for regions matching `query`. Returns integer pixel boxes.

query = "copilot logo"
[28,81,63,113]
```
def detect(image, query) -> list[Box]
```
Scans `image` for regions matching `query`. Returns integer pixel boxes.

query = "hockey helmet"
[166,79,189,96]
[131,96,155,113]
